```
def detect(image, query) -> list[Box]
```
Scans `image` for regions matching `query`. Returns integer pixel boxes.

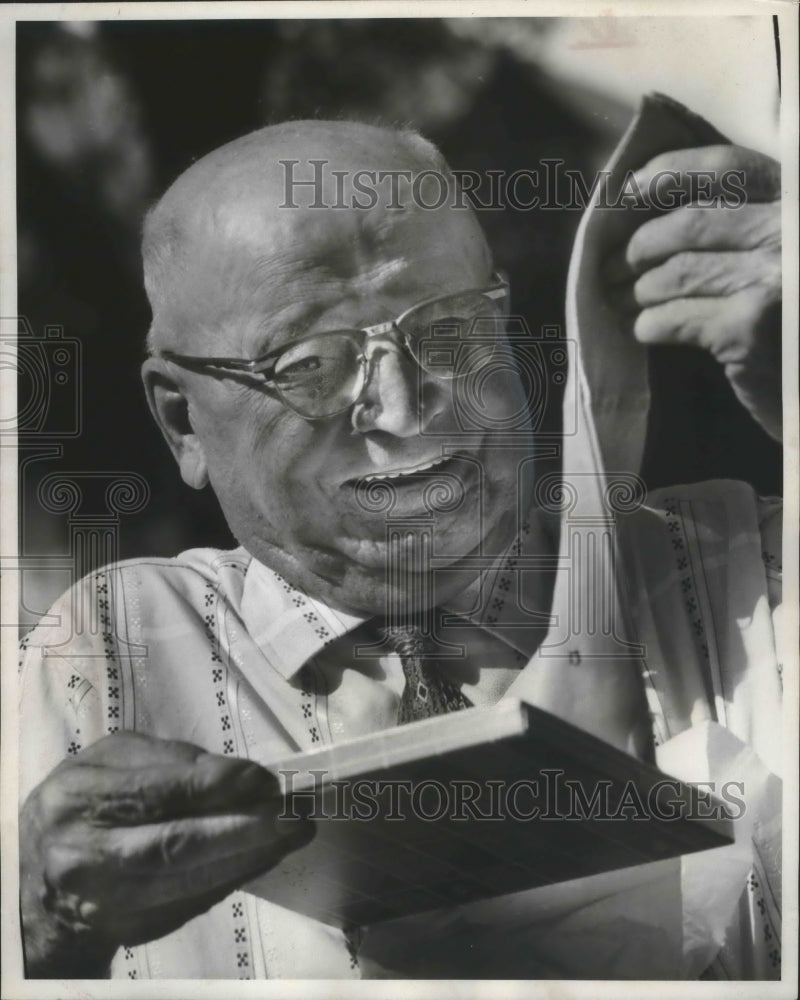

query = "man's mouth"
[338,451,483,519]
[361,454,453,483]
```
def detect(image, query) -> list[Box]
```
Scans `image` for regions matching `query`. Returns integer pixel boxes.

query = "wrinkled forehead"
[146,127,491,351]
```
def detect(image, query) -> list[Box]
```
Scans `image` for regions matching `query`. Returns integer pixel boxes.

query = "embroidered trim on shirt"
[96,570,124,735]
[18,630,30,670]
[64,672,84,756]
[275,570,337,647]
[204,578,238,756]
[749,868,781,970]
[122,944,142,979]
[751,841,782,970]
[661,497,723,721]
[299,664,322,745]
[231,894,254,979]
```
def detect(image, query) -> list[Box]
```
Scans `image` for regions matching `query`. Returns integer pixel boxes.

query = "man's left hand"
[605,145,782,440]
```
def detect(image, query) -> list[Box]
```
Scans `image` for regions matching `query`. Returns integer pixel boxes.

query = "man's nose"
[350,339,447,437]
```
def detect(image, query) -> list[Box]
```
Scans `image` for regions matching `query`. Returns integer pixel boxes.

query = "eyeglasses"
[156,273,510,419]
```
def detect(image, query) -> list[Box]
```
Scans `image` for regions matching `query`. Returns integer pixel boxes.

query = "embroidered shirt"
[19,479,782,980]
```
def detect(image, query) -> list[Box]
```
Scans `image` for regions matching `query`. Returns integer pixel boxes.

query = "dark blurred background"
[15,18,782,623]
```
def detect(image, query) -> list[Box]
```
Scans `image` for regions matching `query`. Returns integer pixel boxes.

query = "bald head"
[142,120,489,352]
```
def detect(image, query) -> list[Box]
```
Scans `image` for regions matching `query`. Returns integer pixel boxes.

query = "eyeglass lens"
[274,288,507,418]
[273,335,366,417]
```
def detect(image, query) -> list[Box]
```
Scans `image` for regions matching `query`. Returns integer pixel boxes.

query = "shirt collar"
[240,557,367,680]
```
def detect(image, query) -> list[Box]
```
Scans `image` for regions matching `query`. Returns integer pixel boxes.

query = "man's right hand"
[20,731,314,978]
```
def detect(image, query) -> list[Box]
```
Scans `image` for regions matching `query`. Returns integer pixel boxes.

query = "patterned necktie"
[380,620,472,724]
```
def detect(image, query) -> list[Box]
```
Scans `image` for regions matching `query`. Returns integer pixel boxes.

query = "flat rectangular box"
[246,699,733,927]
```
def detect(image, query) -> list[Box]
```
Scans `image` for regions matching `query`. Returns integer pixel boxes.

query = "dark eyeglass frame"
[154,272,509,417]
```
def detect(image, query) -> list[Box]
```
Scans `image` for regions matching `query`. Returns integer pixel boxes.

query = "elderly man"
[19,106,783,980]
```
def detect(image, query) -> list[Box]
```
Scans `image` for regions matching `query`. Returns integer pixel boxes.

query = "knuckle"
[111,829,146,869]
[158,823,190,867]
[181,766,205,804]
[666,253,695,294]
[740,148,780,194]
[91,788,149,825]
[43,840,89,893]
[33,775,73,823]
[682,204,707,244]
[752,202,782,249]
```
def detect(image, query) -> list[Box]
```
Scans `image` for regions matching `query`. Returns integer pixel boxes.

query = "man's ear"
[141,358,209,490]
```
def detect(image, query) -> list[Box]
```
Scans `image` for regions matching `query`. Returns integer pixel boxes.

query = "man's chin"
[296,556,479,618]
[295,510,514,612]
[329,507,509,569]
